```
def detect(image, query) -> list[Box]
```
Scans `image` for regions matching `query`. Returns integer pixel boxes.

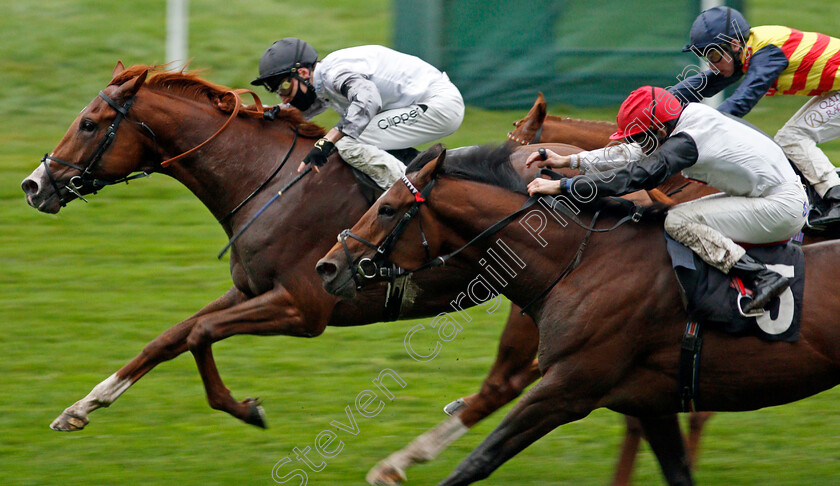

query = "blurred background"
[2,1,840,485]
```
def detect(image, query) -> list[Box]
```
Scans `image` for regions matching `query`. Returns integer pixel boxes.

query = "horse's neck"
[436,179,665,316]
[141,93,310,222]
[543,116,615,150]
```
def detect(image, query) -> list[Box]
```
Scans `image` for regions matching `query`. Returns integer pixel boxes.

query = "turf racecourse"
[3,1,840,484]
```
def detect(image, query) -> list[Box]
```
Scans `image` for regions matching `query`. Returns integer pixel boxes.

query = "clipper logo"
[377,105,427,130]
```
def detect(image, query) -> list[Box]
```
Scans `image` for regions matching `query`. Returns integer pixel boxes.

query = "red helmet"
[610,86,684,140]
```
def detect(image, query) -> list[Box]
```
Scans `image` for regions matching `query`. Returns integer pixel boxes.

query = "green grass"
[3,1,840,485]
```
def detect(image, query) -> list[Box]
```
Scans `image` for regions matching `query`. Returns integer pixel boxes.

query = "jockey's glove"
[303,138,337,167]
[263,105,282,121]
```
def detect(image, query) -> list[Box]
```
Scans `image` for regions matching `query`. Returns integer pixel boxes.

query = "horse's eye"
[79,119,97,132]
[378,205,396,218]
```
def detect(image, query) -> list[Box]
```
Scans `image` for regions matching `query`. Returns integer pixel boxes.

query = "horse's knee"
[186,321,214,351]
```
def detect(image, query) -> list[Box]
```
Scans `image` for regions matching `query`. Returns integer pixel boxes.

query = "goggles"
[263,74,294,96]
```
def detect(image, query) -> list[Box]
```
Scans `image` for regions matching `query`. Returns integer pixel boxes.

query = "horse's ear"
[112,61,125,78]
[414,143,447,184]
[120,69,148,97]
[534,92,547,123]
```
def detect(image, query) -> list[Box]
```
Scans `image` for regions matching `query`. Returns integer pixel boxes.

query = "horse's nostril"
[21,178,39,196]
[316,261,338,280]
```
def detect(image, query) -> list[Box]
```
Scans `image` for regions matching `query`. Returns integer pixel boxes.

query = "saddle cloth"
[665,234,804,342]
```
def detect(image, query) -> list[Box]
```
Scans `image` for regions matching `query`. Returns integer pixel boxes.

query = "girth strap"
[679,321,703,412]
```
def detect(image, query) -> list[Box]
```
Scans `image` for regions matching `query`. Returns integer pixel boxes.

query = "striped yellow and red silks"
[743,26,840,96]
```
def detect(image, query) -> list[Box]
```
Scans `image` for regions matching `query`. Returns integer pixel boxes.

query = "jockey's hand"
[298,138,336,173]
[525,148,572,169]
[263,105,282,121]
[527,176,566,196]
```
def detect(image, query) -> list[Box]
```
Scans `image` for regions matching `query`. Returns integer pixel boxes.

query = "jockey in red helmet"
[527,86,808,313]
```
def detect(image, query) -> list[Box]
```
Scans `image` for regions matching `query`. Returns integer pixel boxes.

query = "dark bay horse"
[317,144,840,485]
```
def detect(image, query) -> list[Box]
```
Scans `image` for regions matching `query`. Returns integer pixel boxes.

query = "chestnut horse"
[21,64,687,485]
[317,144,840,486]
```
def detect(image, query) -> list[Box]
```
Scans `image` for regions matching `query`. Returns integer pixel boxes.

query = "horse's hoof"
[243,397,268,429]
[366,459,407,486]
[50,412,89,432]
[443,398,466,416]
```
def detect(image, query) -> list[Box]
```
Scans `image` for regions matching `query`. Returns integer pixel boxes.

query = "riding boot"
[730,255,790,313]
[810,185,840,226]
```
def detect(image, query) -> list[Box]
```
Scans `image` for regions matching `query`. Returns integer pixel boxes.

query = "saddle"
[348,148,421,206]
[665,234,804,343]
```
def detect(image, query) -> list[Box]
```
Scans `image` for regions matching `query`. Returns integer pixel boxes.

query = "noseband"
[41,91,155,206]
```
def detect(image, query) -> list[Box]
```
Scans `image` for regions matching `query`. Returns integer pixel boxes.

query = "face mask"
[288,76,318,111]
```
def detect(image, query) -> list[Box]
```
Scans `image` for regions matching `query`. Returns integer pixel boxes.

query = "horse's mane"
[407,144,528,195]
[406,143,668,223]
[111,64,326,138]
[546,114,616,129]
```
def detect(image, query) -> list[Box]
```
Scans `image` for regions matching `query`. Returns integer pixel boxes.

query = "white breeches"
[664,181,808,273]
[336,75,465,189]
[774,90,840,196]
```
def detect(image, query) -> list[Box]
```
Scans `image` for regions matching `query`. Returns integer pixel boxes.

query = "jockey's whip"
[217,166,313,259]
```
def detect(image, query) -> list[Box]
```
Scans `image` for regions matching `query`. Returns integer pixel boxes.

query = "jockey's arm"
[669,68,739,104]
[560,133,699,200]
[717,45,789,117]
[333,73,383,139]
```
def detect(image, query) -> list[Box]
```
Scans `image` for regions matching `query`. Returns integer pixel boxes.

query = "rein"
[338,169,645,296]
[160,89,265,167]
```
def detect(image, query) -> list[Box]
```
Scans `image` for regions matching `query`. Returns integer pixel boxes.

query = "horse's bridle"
[41,91,155,207]
[41,86,269,212]
[335,168,646,314]
[338,174,437,288]
[336,173,544,289]
[506,124,543,146]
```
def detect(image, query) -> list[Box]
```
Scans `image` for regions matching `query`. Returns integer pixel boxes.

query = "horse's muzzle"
[316,256,358,299]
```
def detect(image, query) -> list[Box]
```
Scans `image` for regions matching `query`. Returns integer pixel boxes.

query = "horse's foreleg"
[454,307,540,427]
[366,306,539,485]
[437,365,592,486]
[612,415,694,486]
[50,287,244,432]
[185,286,326,428]
[638,415,693,486]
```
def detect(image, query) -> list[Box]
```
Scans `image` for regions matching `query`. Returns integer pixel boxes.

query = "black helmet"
[251,38,318,87]
[683,6,750,53]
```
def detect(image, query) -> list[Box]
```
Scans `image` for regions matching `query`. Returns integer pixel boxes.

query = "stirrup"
[737,294,764,318]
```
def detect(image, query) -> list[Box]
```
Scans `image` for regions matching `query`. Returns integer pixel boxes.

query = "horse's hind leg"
[611,416,644,486]
[185,285,327,427]
[686,411,714,466]
[50,286,244,431]
[366,306,539,485]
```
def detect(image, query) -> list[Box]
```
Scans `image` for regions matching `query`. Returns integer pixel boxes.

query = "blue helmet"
[682,6,750,53]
